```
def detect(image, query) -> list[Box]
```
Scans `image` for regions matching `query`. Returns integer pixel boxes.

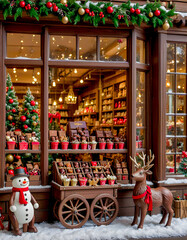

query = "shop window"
[79,37,96,60]
[136,39,145,64]
[136,71,146,149]
[7,33,41,59]
[100,38,127,61]
[166,42,187,174]
[49,35,76,60]
[5,68,41,185]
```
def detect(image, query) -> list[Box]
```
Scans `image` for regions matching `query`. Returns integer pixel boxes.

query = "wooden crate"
[174,200,187,218]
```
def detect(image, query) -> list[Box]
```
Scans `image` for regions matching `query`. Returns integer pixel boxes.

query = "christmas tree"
[6,74,19,131]
[178,151,187,176]
[19,88,40,138]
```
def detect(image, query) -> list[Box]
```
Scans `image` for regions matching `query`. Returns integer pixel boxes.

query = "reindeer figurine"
[130,150,173,229]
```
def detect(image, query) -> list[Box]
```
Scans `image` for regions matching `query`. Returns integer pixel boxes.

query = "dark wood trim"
[4,24,42,33]
[0,23,6,188]
[136,63,150,71]
[48,149,128,154]
[41,27,49,185]
[5,59,43,67]
[5,150,41,154]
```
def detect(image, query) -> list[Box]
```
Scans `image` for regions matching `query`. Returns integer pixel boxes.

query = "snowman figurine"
[9,167,39,236]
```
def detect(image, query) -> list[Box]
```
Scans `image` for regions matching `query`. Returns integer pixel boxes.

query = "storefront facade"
[0,0,187,222]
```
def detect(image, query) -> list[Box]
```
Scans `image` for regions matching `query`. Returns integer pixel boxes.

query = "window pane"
[166,116,175,135]
[166,138,175,153]
[166,154,175,173]
[7,33,41,59]
[176,138,186,153]
[79,37,96,60]
[100,38,127,61]
[176,95,186,113]
[136,128,145,149]
[166,74,175,93]
[136,71,145,127]
[166,95,174,113]
[176,43,186,73]
[167,43,175,73]
[136,39,145,63]
[50,36,76,60]
[176,116,186,135]
[176,154,183,173]
[177,75,186,93]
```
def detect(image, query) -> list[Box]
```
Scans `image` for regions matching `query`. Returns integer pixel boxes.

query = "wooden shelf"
[102,110,113,113]
[113,125,126,127]
[102,96,113,100]
[114,115,126,118]
[73,112,98,118]
[114,96,126,100]
[114,108,126,111]
[5,150,41,154]
[49,149,128,154]
[100,125,113,127]
[57,109,69,111]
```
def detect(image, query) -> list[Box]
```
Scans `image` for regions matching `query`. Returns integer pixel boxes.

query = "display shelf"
[5,150,41,154]
[114,96,126,100]
[114,115,126,118]
[102,96,113,100]
[113,125,126,127]
[49,149,128,154]
[100,124,113,127]
[102,110,113,113]
[57,109,69,111]
[114,108,127,111]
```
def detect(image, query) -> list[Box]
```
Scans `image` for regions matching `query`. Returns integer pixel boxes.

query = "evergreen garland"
[0,0,176,29]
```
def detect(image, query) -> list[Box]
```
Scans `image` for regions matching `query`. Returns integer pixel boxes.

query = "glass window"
[166,95,175,113]
[166,74,175,93]
[79,37,96,61]
[177,75,186,93]
[7,33,41,59]
[167,43,175,73]
[136,39,145,63]
[50,36,76,60]
[176,44,186,73]
[100,37,127,61]
[166,116,175,135]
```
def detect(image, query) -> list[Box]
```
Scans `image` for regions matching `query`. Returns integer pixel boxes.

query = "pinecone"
[58,9,64,17]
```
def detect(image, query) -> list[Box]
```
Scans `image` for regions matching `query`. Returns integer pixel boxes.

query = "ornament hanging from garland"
[9,99,13,104]
[20,116,26,122]
[163,20,170,30]
[8,115,13,121]
[0,0,176,29]
[30,101,35,106]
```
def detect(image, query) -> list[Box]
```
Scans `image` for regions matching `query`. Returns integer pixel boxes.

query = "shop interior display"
[130,151,173,229]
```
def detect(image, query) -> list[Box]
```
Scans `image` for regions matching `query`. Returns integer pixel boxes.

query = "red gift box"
[7,141,16,150]
[107,142,114,149]
[99,142,106,150]
[19,142,28,150]
[72,143,79,150]
[91,161,97,166]
[61,142,69,150]
[51,142,59,149]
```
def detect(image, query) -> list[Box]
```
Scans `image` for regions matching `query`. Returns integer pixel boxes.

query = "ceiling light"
[23,68,27,72]
[59,96,63,102]
[80,79,84,84]
[74,69,77,74]
[53,101,57,106]
[52,81,56,87]
[37,72,40,75]
[65,85,77,104]
[21,40,23,43]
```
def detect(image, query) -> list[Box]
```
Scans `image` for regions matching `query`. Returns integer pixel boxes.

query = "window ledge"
[0,185,51,194]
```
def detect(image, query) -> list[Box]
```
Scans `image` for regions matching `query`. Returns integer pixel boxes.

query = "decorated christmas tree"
[178,151,187,176]
[6,74,19,131]
[19,88,40,138]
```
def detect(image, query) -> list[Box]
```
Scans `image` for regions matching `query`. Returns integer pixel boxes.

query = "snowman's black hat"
[11,167,29,180]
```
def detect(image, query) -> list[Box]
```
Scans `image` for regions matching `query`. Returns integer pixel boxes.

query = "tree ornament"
[85,8,90,14]
[15,155,21,160]
[11,86,13,90]
[53,5,58,12]
[9,99,13,104]
[78,8,85,16]
[62,16,68,24]
[163,20,170,30]
[20,116,26,122]
[33,122,37,127]
[6,87,8,93]
[19,1,26,8]
[149,12,153,18]
[130,8,135,14]
[61,0,67,4]
[32,116,36,121]
[30,100,35,106]
[118,15,121,20]
[8,115,13,121]
[46,2,52,8]
[12,109,16,113]
[6,154,14,163]
[8,169,14,175]
[24,125,28,129]
[154,9,161,17]
[135,9,141,15]
[12,122,15,126]
[107,6,114,14]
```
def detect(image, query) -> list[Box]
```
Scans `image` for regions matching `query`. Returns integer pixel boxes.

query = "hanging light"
[59,96,63,102]
[52,81,56,87]
[65,85,77,104]
[80,79,84,84]
[74,69,77,74]
[53,100,57,106]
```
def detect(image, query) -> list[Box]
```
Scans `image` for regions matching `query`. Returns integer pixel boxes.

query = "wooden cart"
[52,181,119,229]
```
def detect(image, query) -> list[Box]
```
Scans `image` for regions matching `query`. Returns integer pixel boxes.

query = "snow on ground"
[1,214,187,240]
[159,178,187,185]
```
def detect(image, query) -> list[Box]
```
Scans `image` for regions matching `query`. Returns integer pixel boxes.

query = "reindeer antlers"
[130,149,155,170]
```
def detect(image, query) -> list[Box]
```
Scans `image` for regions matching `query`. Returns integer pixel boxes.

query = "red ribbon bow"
[12,187,29,205]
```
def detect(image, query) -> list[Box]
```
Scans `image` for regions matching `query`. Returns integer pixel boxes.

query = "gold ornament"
[161,2,167,7]
[33,121,38,126]
[163,20,170,30]
[6,154,14,163]
[8,115,13,121]
[148,12,153,18]
[62,16,69,24]
[32,116,36,121]
[78,7,85,16]
[61,0,67,4]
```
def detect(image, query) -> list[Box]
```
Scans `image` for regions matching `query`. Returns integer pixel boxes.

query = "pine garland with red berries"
[0,0,176,29]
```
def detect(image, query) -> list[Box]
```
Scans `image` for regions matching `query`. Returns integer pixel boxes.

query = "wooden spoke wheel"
[58,194,89,229]
[53,200,60,220]
[90,194,119,226]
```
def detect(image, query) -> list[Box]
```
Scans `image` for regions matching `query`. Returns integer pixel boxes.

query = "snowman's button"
[26,209,28,211]
[24,204,27,206]
[25,199,27,201]
[26,214,28,216]
[25,194,27,196]
[26,218,28,221]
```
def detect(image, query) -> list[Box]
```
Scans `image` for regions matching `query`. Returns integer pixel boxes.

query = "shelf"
[102,96,113,100]
[114,115,126,118]
[114,108,126,111]
[114,96,126,100]
[49,149,128,154]
[102,110,113,113]
[102,103,112,106]
[5,150,41,154]
[57,109,69,111]
[100,125,113,127]
[73,112,98,118]
[60,123,68,125]
[60,116,70,118]
[113,125,126,127]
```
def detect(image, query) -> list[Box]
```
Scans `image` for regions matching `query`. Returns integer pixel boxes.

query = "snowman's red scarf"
[132,185,153,211]
[12,187,29,205]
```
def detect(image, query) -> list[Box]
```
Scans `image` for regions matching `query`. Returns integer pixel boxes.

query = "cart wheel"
[53,200,60,220]
[90,194,119,226]
[58,194,89,229]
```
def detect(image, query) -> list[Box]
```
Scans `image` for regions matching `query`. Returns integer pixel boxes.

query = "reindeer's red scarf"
[132,185,153,211]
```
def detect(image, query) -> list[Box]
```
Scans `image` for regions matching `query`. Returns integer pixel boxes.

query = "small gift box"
[61,142,69,150]
[79,177,87,186]
[100,178,107,185]
[7,141,16,150]
[51,141,59,149]
[19,141,28,150]
[32,142,40,150]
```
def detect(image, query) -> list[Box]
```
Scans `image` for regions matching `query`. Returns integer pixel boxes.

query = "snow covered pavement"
[1,214,187,240]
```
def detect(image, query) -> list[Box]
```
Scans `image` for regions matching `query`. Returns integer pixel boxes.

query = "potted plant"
[99,177,107,185]
[79,177,87,186]
[61,137,69,150]
[81,138,88,150]
[89,139,97,150]
[6,136,16,150]
[71,178,78,186]
[51,136,59,149]
[71,139,80,150]
[107,175,117,185]
[106,139,114,149]
[29,134,40,150]
[98,138,106,150]
[19,136,28,150]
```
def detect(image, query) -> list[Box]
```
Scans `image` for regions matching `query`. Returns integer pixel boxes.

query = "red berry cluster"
[130,8,141,15]
[99,12,104,19]
[46,2,58,12]
[85,9,95,17]
[118,15,124,20]
[25,4,31,11]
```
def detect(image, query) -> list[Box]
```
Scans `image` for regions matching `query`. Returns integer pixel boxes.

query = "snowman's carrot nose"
[22,181,27,184]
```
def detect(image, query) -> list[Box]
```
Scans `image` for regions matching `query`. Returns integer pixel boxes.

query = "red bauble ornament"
[8,169,14,175]
[12,122,15,126]
[46,2,52,8]
[154,9,161,17]
[19,1,26,8]
[24,108,27,111]
[107,6,113,14]
[118,15,121,20]
[15,155,21,160]
[30,100,35,106]
[85,8,90,14]
[11,86,13,90]
[24,125,28,129]
[6,87,8,93]
[130,8,135,13]
[53,5,58,12]
[9,99,13,104]
[135,9,141,15]
[20,116,26,122]
[12,109,16,113]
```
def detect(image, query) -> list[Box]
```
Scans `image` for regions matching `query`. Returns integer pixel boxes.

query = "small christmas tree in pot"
[19,88,40,139]
[6,74,19,131]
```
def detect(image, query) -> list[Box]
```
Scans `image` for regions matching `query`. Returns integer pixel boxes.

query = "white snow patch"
[160,178,187,185]
[1,214,187,240]
[0,185,51,191]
